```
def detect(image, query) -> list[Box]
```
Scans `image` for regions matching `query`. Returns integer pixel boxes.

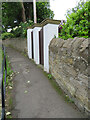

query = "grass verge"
[2,51,14,118]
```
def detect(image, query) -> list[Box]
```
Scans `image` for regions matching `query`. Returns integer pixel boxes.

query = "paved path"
[6,47,86,118]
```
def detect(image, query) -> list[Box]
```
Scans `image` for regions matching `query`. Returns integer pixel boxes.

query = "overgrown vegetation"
[2,2,54,40]
[59,0,89,40]
[2,20,33,39]
[11,20,33,38]
[2,2,54,31]
[2,51,14,118]
[2,32,15,40]
[5,57,14,118]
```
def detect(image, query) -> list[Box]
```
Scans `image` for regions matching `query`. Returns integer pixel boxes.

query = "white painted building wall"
[27,29,33,59]
[27,29,29,57]
[43,24,59,73]
[33,27,42,64]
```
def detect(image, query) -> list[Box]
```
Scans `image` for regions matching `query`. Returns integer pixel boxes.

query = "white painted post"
[27,29,33,59]
[27,29,29,57]
[33,27,42,64]
[27,19,60,73]
[33,0,37,23]
[43,24,59,73]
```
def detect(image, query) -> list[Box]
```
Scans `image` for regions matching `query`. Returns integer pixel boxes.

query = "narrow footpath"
[6,47,85,118]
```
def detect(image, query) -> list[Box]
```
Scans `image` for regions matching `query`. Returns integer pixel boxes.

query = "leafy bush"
[11,20,33,38]
[2,32,14,40]
[48,74,52,80]
[59,1,89,40]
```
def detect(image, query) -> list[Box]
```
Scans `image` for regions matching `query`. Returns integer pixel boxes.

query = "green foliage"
[36,2,54,23]
[66,0,86,15]
[6,59,13,85]
[2,52,13,86]
[2,32,14,40]
[11,20,33,38]
[59,0,89,40]
[2,2,22,30]
[48,74,52,79]
[2,2,54,30]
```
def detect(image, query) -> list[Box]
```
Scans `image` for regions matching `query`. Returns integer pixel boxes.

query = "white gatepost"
[27,29,29,57]
[33,26,42,64]
[27,19,61,73]
[42,20,61,73]
[27,28,33,59]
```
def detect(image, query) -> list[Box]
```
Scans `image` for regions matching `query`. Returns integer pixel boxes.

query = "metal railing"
[1,45,7,120]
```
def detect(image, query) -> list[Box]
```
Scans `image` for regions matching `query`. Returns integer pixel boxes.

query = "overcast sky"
[50,0,87,20]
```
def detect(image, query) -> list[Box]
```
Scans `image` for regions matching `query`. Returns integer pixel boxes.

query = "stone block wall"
[2,38,27,53]
[49,37,89,115]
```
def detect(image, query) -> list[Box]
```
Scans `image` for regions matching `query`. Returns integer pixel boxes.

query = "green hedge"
[2,32,15,40]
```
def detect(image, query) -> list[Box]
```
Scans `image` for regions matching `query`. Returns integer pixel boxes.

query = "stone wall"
[2,38,27,53]
[49,37,89,115]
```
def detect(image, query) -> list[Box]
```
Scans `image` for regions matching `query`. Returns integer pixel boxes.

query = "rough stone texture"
[49,37,90,116]
[2,38,27,53]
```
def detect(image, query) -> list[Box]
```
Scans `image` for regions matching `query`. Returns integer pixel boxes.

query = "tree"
[2,2,22,30]
[21,2,26,22]
[24,2,33,20]
[59,0,89,40]
[66,0,85,15]
[2,2,54,30]
[36,2,54,23]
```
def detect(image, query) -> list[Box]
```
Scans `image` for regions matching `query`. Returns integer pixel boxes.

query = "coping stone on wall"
[27,19,61,29]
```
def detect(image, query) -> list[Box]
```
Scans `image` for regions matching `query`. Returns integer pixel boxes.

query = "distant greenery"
[2,2,54,39]
[2,20,33,39]
[11,20,33,38]
[2,2,54,31]
[36,2,54,23]
[2,2,22,31]
[59,0,89,40]
[2,32,15,40]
